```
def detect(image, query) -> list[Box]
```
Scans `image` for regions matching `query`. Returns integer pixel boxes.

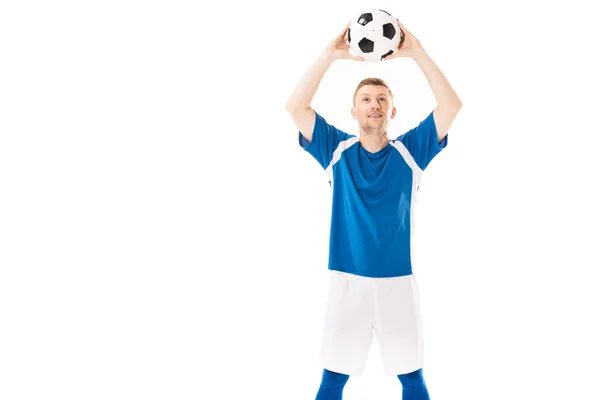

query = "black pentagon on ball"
[382,23,396,40]
[358,38,374,53]
[381,50,394,60]
[357,13,373,26]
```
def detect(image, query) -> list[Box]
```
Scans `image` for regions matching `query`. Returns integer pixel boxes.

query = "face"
[351,85,396,133]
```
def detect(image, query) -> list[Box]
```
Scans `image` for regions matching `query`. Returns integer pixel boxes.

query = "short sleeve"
[396,110,448,171]
[299,111,355,170]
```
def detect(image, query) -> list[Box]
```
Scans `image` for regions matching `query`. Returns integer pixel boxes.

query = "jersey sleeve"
[298,111,355,170]
[396,110,448,171]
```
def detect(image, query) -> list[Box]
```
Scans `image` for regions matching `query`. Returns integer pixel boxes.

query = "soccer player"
[286,19,462,400]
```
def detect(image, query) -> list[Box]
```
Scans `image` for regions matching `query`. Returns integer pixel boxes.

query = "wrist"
[318,48,338,63]
[411,47,429,63]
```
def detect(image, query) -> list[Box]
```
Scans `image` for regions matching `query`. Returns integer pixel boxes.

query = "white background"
[1,0,599,399]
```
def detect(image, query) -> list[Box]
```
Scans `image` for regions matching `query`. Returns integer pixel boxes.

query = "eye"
[362,98,369,102]
[379,98,386,102]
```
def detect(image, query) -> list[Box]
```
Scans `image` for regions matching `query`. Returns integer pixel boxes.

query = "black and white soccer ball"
[348,9,403,62]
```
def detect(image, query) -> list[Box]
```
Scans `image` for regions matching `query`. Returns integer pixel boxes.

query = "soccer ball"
[348,9,403,62]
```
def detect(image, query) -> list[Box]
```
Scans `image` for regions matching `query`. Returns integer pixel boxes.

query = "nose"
[372,101,382,110]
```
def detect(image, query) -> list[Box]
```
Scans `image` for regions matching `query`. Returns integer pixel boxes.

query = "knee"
[320,369,350,390]
[397,368,426,387]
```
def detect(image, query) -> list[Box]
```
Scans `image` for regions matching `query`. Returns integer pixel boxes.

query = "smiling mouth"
[368,114,382,118]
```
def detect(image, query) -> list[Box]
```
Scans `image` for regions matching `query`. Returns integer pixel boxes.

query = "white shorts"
[319,271,424,376]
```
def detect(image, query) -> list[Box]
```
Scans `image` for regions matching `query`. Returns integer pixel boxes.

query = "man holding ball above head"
[286,11,462,400]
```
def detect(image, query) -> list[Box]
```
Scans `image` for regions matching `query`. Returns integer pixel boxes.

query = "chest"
[336,149,414,196]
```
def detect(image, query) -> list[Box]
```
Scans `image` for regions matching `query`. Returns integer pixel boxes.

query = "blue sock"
[397,369,430,400]
[315,369,350,400]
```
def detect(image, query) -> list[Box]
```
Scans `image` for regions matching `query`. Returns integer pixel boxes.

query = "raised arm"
[285,21,363,142]
[384,19,463,142]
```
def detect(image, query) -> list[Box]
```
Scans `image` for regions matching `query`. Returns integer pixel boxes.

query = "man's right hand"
[319,21,365,62]
[286,21,362,142]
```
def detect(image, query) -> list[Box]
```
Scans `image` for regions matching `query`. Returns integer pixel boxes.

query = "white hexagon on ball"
[348,9,403,62]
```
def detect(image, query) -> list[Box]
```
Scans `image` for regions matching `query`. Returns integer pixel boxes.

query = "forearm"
[286,52,335,111]
[413,50,462,111]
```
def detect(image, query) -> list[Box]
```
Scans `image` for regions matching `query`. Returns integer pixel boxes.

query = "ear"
[390,106,397,119]
[351,107,357,120]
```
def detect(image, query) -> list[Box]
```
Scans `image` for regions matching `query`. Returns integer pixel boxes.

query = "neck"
[359,128,389,153]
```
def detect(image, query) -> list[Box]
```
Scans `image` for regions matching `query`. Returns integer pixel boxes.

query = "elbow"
[285,94,300,113]
[454,95,463,111]
[285,102,295,113]
[449,99,463,115]
[286,100,308,114]
[437,96,462,116]
[285,99,296,113]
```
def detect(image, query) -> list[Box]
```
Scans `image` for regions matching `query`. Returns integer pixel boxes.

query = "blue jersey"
[299,110,448,278]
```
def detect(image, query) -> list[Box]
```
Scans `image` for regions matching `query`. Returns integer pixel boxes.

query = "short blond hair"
[353,78,393,104]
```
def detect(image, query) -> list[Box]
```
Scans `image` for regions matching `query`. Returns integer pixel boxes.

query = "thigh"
[373,274,424,375]
[320,272,375,376]
[323,272,375,330]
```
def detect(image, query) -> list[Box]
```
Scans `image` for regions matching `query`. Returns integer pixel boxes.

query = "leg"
[320,272,375,376]
[373,275,424,375]
[315,369,350,400]
[397,368,430,400]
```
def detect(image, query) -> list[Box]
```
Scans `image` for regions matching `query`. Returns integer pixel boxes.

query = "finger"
[339,20,351,38]
[396,18,409,34]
